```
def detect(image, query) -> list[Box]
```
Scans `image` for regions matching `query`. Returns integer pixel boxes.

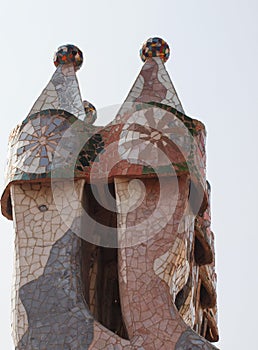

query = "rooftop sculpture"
[1,38,219,349]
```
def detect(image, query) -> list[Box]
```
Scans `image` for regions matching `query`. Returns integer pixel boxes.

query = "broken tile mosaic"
[1,39,219,349]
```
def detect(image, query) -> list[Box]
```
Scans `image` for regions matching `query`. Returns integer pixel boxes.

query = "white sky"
[0,0,257,348]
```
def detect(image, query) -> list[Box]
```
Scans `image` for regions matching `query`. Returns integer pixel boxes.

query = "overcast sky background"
[0,0,257,348]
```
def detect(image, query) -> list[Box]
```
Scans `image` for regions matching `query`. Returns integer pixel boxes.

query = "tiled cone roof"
[118,55,184,116]
[28,44,86,120]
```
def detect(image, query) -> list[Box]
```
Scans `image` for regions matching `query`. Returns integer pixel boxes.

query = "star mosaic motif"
[118,107,190,167]
[15,114,70,173]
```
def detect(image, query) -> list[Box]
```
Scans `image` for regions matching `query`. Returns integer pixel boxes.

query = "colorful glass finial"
[83,100,97,124]
[54,44,83,70]
[140,37,170,63]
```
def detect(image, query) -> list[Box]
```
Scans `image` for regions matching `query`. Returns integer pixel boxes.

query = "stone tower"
[1,38,219,349]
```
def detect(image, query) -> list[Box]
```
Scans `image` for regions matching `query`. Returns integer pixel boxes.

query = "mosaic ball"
[54,44,83,70]
[140,37,170,63]
[83,100,97,124]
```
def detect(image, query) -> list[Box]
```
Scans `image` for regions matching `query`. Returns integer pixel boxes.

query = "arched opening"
[194,231,213,265]
[81,182,128,339]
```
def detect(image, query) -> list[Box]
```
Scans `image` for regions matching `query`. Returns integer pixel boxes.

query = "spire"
[28,44,86,120]
[1,44,99,220]
[119,37,184,115]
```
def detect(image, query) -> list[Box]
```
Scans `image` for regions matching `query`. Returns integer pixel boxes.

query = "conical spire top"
[117,37,184,115]
[28,44,86,120]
